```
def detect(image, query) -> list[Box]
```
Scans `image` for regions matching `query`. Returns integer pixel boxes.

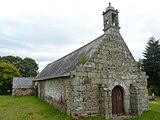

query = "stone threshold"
[111,115,134,120]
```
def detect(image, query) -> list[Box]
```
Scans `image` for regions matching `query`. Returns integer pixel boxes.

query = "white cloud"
[0,0,160,71]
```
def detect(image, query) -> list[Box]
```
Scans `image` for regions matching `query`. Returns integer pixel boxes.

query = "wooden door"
[112,86,124,116]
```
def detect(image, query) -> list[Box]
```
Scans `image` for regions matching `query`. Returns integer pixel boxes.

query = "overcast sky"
[0,0,160,72]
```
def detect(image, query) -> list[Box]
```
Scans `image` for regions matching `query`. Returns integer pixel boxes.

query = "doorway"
[112,86,124,116]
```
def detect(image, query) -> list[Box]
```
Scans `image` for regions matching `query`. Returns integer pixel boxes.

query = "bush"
[148,86,160,95]
[0,62,20,95]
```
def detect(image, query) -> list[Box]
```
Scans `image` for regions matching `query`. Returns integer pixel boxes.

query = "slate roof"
[12,77,35,88]
[35,35,104,81]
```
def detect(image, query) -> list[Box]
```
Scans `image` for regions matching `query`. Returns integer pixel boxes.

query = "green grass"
[0,95,72,120]
[125,97,160,120]
[0,96,160,120]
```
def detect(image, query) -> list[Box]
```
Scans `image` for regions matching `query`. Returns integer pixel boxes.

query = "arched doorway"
[112,86,124,116]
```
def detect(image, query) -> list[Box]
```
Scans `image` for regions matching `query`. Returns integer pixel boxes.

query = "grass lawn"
[125,97,160,120]
[0,96,72,120]
[0,96,160,120]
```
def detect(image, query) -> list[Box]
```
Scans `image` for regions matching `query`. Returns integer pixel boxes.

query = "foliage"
[0,63,20,95]
[137,58,144,70]
[21,58,39,77]
[148,86,160,95]
[79,55,89,65]
[148,86,154,95]
[143,37,160,95]
[0,56,39,77]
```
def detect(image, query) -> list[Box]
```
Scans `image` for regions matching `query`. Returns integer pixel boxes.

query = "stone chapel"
[34,3,148,119]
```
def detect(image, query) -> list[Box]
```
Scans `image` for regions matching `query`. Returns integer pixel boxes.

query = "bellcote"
[103,3,120,32]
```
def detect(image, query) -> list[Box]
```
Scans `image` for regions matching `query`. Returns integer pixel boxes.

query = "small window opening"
[112,13,117,26]
[107,20,109,24]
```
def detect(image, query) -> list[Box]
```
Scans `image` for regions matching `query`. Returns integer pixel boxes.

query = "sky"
[0,0,160,72]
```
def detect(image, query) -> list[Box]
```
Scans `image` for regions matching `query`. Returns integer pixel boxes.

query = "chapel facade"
[34,3,148,119]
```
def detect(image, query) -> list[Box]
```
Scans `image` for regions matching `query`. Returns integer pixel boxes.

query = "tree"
[0,56,39,77]
[137,58,143,70]
[21,57,39,77]
[143,37,160,94]
[0,62,20,95]
[0,56,23,67]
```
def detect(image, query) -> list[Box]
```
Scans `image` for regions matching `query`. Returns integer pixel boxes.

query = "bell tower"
[103,3,120,32]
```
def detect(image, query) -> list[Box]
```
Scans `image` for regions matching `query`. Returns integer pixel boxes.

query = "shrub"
[148,85,160,95]
[0,62,20,95]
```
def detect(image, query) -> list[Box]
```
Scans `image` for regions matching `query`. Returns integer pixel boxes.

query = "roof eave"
[34,73,70,82]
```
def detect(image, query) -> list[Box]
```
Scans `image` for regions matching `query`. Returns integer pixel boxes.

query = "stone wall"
[36,30,148,119]
[70,75,102,118]
[37,77,71,112]
[70,30,148,119]
[12,88,34,96]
